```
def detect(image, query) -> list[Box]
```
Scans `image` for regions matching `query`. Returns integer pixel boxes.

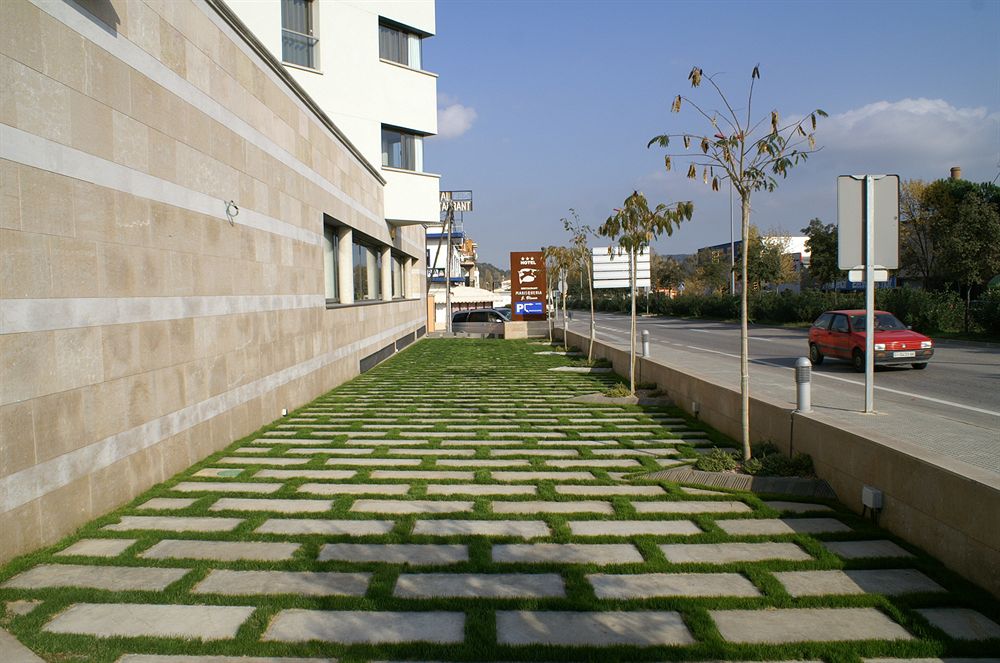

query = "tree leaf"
[703,167,708,184]
[671,95,682,113]
[770,110,779,134]
[683,135,691,149]
[687,164,697,179]
[752,64,760,80]
[810,113,817,131]
[688,66,702,87]
[664,156,672,171]
[701,137,709,154]
[712,176,720,191]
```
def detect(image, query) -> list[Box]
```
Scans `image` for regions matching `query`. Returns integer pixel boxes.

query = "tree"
[742,226,794,290]
[598,191,693,394]
[563,210,597,360]
[648,65,825,460]
[685,249,730,294]
[542,245,576,346]
[936,189,1000,330]
[651,251,686,292]
[899,180,936,289]
[801,218,839,289]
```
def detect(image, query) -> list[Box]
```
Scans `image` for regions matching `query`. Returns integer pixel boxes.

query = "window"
[381,127,423,171]
[323,224,338,301]
[392,255,404,298]
[281,0,318,69]
[353,241,382,301]
[812,312,832,329]
[831,314,849,333]
[379,21,422,69]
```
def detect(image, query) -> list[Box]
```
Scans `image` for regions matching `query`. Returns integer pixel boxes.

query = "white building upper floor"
[228,0,440,226]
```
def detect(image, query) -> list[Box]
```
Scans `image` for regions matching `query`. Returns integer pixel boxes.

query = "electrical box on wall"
[862,485,883,510]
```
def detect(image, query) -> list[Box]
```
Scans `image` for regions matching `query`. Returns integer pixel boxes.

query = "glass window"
[353,241,382,301]
[381,127,422,171]
[850,313,907,331]
[392,255,404,298]
[831,314,849,333]
[812,312,832,329]
[281,0,318,69]
[323,225,338,301]
[379,22,422,69]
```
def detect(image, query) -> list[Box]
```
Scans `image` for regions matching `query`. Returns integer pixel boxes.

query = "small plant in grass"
[741,441,815,476]
[695,448,739,472]
[603,382,633,398]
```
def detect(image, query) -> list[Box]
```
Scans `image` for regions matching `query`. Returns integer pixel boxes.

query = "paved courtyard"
[1,339,998,662]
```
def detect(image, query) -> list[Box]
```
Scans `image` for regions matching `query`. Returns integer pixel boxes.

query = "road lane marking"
[594,325,1000,418]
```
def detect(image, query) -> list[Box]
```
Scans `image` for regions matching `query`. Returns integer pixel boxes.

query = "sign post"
[439,191,473,334]
[510,252,547,321]
[837,174,899,413]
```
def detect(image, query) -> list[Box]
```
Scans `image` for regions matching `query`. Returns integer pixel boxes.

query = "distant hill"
[478,262,510,291]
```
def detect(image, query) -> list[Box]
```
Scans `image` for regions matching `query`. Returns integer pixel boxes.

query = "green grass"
[1,339,997,662]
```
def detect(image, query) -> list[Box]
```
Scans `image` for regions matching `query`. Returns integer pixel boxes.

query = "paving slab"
[318,544,468,564]
[193,570,370,596]
[411,520,550,538]
[141,539,299,561]
[2,564,189,591]
[436,459,530,467]
[591,448,678,457]
[496,610,694,646]
[287,447,373,455]
[389,448,476,456]
[555,484,664,496]
[263,610,464,644]
[715,517,851,535]
[632,500,752,514]
[209,498,331,513]
[348,439,428,446]
[764,500,834,513]
[538,440,613,446]
[589,572,760,598]
[660,542,811,564]
[0,626,45,663]
[775,569,946,596]
[5,599,43,616]
[547,459,641,468]
[711,607,913,643]
[298,483,411,495]
[324,458,421,466]
[679,486,729,496]
[369,471,475,480]
[351,499,474,514]
[137,498,197,510]
[491,449,577,457]
[425,484,536,496]
[492,500,613,515]
[492,471,595,481]
[394,573,565,598]
[257,471,360,483]
[256,519,395,536]
[217,457,308,465]
[104,516,243,532]
[441,439,523,446]
[55,538,136,557]
[43,603,254,640]
[171,481,285,493]
[191,467,244,479]
[569,520,702,537]
[916,608,1000,640]
[821,539,914,559]
[493,543,643,564]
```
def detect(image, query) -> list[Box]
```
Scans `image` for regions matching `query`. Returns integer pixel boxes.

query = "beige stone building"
[0,0,429,562]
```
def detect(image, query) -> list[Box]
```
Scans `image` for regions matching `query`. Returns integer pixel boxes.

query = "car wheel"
[912,362,928,370]
[852,348,865,373]
[809,344,824,365]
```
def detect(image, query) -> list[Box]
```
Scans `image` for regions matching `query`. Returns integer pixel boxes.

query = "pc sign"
[510,251,547,321]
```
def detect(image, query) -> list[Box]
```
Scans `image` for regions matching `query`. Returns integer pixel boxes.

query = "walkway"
[1,339,998,661]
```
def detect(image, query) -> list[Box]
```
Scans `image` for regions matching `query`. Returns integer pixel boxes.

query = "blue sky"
[423,0,1000,269]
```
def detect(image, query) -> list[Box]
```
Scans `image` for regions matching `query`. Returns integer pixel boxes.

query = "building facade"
[0,0,432,562]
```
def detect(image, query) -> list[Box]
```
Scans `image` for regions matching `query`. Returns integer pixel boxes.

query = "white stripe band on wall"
[0,124,322,248]
[29,0,381,226]
[0,294,326,335]
[0,319,421,513]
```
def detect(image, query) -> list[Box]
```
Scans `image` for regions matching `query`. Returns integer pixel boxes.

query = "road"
[573,311,1000,474]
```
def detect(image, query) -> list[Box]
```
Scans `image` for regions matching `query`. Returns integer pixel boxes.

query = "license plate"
[893,351,916,358]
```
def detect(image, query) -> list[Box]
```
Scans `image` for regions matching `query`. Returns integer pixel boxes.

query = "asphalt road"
[575,311,1000,474]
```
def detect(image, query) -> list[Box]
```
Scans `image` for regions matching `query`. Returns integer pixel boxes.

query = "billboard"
[593,246,651,289]
[510,251,547,321]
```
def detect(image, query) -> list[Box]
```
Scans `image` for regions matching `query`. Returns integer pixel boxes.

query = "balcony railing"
[282,29,318,69]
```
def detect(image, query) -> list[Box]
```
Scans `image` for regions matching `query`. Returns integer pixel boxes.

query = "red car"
[808,309,934,371]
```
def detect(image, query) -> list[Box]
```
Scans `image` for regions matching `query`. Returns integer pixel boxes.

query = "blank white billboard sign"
[593,247,651,289]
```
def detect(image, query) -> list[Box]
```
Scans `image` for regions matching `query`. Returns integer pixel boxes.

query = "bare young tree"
[542,245,576,347]
[562,210,597,360]
[599,191,693,394]
[648,65,825,460]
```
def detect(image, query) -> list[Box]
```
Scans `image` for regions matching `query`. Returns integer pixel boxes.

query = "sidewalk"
[1,339,998,661]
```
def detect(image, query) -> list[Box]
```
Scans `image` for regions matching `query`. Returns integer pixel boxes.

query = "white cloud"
[435,95,478,139]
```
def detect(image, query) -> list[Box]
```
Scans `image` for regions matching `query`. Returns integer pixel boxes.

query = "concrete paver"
[425,484,536,495]
[318,543,468,564]
[496,610,695,646]
[711,607,913,643]
[209,498,332,513]
[775,569,945,596]
[916,608,1000,640]
[660,542,811,564]
[411,519,550,538]
[394,573,565,598]
[493,543,643,564]
[589,572,760,598]
[821,539,914,559]
[256,519,395,536]
[43,603,254,640]
[716,518,851,535]
[104,516,243,532]
[633,500,752,514]
[171,481,284,493]
[193,570,370,596]
[55,539,136,557]
[263,610,464,644]
[569,520,702,537]
[2,564,189,592]
[491,500,613,514]
[297,483,410,495]
[351,499,474,514]
[141,539,299,561]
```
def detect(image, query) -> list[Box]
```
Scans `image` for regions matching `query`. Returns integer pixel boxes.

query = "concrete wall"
[0,0,425,562]
[560,329,1000,597]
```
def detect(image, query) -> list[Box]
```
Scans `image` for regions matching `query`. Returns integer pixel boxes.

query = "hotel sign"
[440,190,473,213]
[510,251,547,321]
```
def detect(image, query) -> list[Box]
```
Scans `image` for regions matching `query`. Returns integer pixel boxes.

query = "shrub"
[971,288,1000,335]
[694,448,739,472]
[603,383,631,398]
[877,288,964,333]
[743,441,815,476]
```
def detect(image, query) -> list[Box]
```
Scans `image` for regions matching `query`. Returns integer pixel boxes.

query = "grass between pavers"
[2,338,999,662]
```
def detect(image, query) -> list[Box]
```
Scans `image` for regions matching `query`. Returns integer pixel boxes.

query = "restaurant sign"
[510,251,547,321]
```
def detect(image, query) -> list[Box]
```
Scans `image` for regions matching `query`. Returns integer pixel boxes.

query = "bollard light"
[794,356,812,413]
[641,329,650,357]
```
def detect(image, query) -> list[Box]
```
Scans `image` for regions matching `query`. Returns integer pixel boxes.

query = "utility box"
[862,485,884,510]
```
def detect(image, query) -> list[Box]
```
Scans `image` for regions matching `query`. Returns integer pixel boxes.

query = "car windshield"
[495,308,511,320]
[850,313,907,331]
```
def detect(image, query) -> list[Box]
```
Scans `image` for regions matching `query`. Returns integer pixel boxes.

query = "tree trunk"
[740,194,751,461]
[630,248,637,394]
[562,279,568,348]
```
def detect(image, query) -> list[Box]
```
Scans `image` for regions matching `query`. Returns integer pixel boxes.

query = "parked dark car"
[451,308,509,336]
[452,308,510,324]
[808,309,934,371]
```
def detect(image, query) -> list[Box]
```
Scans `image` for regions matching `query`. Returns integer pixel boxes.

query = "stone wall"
[0,0,426,561]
